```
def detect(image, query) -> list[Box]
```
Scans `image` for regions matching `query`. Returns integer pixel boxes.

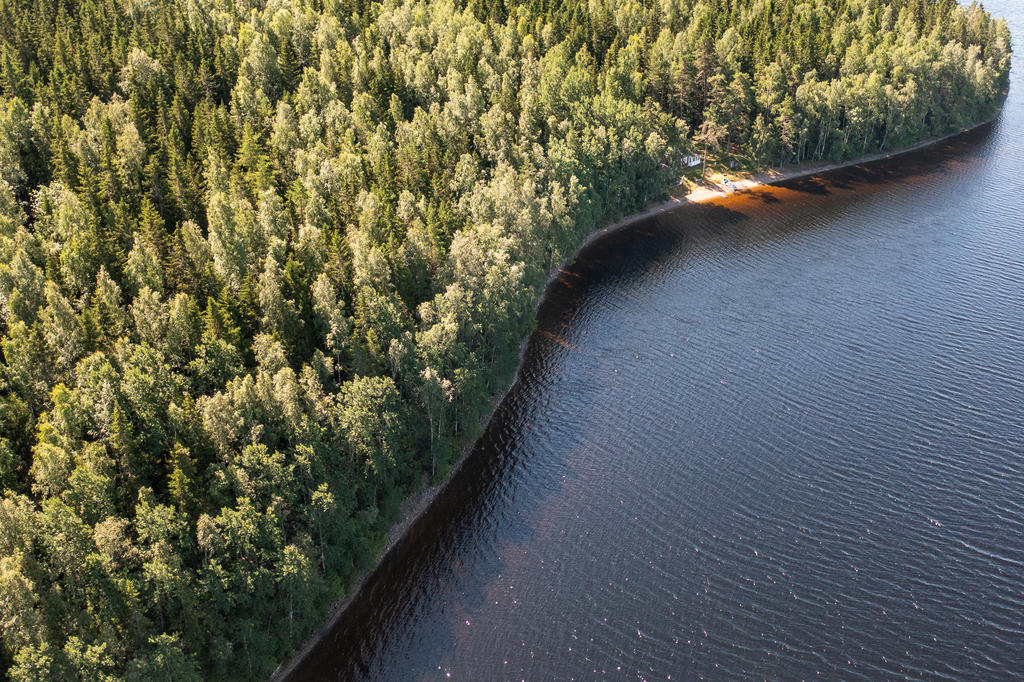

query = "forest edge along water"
[579,115,1005,237]
[274,110,1005,681]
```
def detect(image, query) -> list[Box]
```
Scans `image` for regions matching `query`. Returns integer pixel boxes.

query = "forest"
[0,0,1010,678]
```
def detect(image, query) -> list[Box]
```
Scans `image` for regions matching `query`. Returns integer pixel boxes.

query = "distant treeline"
[0,0,1009,678]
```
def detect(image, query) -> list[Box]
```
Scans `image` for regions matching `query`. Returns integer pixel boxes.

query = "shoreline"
[270,115,998,681]
[599,116,998,234]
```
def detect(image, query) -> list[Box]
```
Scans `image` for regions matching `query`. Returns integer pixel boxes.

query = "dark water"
[291,5,1024,679]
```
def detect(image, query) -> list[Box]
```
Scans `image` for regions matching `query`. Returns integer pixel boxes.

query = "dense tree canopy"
[0,0,1010,677]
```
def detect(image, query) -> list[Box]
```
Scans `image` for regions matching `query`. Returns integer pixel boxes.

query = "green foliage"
[0,0,1009,677]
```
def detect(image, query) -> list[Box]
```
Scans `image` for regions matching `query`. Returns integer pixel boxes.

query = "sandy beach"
[606,119,995,233]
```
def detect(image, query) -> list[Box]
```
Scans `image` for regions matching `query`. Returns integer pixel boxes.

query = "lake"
[289,2,1024,678]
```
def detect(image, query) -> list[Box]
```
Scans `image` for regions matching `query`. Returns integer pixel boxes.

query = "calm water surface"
[293,3,1024,678]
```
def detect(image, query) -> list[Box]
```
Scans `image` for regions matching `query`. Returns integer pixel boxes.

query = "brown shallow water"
[288,5,1024,679]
